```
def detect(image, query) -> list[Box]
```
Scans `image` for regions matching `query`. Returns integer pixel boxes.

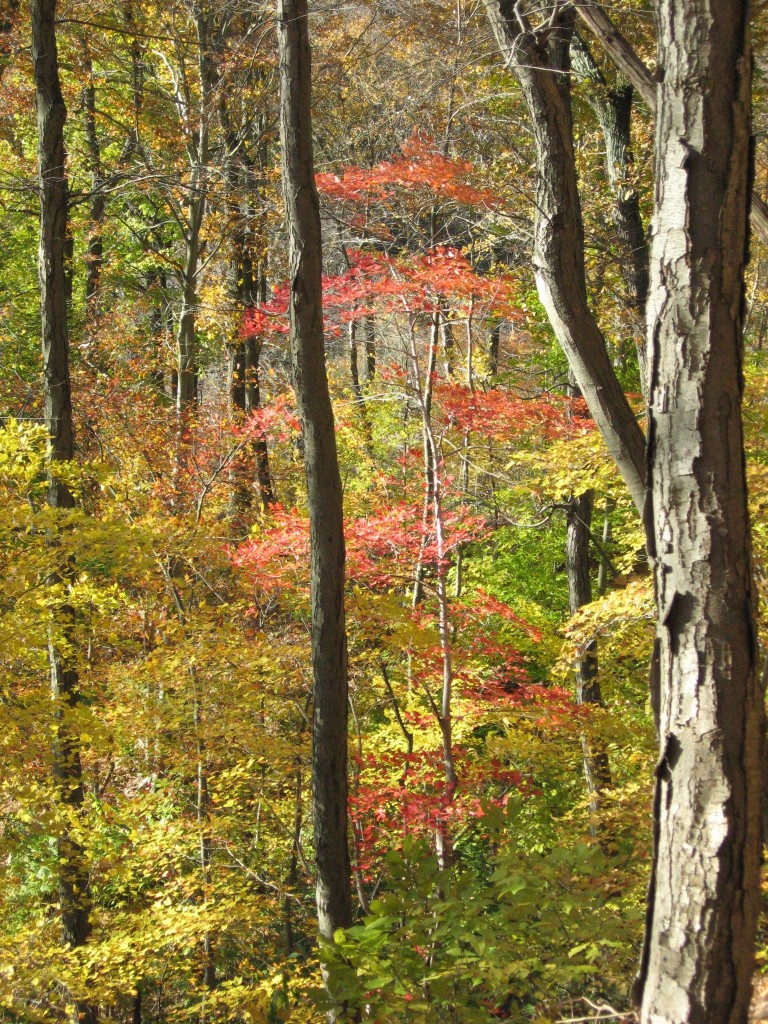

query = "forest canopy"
[0,1,766,1023]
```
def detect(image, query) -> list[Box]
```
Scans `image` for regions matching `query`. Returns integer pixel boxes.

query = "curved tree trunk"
[483,1,646,515]
[277,0,352,946]
[635,3,764,1021]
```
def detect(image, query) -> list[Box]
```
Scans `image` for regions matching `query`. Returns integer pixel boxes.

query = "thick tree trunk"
[483,1,646,515]
[635,4,764,1022]
[277,0,352,944]
[32,2,97,1021]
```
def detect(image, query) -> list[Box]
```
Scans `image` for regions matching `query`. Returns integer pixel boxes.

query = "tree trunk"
[81,47,106,313]
[571,35,649,395]
[635,3,764,1021]
[565,490,612,821]
[483,1,646,515]
[363,315,376,385]
[277,0,352,944]
[32,1,97,1020]
[175,3,213,411]
[574,0,768,248]
[488,319,500,376]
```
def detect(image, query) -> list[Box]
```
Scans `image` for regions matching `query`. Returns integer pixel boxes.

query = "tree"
[634,3,764,1021]
[482,1,647,515]
[573,0,768,247]
[31,1,97,1021]
[276,0,353,944]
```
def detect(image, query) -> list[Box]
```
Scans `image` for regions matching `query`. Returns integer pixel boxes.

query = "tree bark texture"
[176,2,214,410]
[32,2,97,1020]
[574,0,768,248]
[571,35,649,394]
[277,0,353,943]
[565,491,612,816]
[483,1,647,515]
[636,4,764,1022]
[81,48,105,313]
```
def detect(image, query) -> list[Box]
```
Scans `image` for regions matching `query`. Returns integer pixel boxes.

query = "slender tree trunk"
[219,68,276,513]
[573,0,768,248]
[635,4,764,1021]
[488,319,500,377]
[363,315,376,385]
[406,309,457,869]
[176,3,213,411]
[348,320,374,456]
[277,0,352,944]
[565,490,612,822]
[411,311,439,608]
[81,50,106,313]
[571,35,649,395]
[483,1,646,514]
[32,2,97,1021]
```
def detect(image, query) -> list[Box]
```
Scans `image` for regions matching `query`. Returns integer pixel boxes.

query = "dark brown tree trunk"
[32,1,97,1020]
[175,3,214,411]
[81,48,105,313]
[635,3,764,1021]
[348,320,373,456]
[219,57,275,513]
[571,34,649,394]
[483,1,646,515]
[363,315,376,385]
[277,0,352,945]
[488,320,501,376]
[565,491,612,819]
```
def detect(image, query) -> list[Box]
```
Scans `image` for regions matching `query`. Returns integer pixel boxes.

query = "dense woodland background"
[1,0,767,1022]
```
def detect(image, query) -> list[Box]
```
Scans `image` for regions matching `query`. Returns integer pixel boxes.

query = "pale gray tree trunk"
[635,3,764,1021]
[483,1,646,514]
[277,0,353,944]
[32,2,97,1020]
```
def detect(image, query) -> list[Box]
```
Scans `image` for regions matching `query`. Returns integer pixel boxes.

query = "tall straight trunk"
[565,490,612,820]
[483,1,646,515]
[363,315,376,385]
[277,0,352,943]
[32,2,96,1021]
[176,173,204,409]
[219,74,276,513]
[488,320,501,376]
[635,3,764,1022]
[571,35,649,394]
[176,3,213,411]
[81,48,105,313]
[348,320,373,456]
